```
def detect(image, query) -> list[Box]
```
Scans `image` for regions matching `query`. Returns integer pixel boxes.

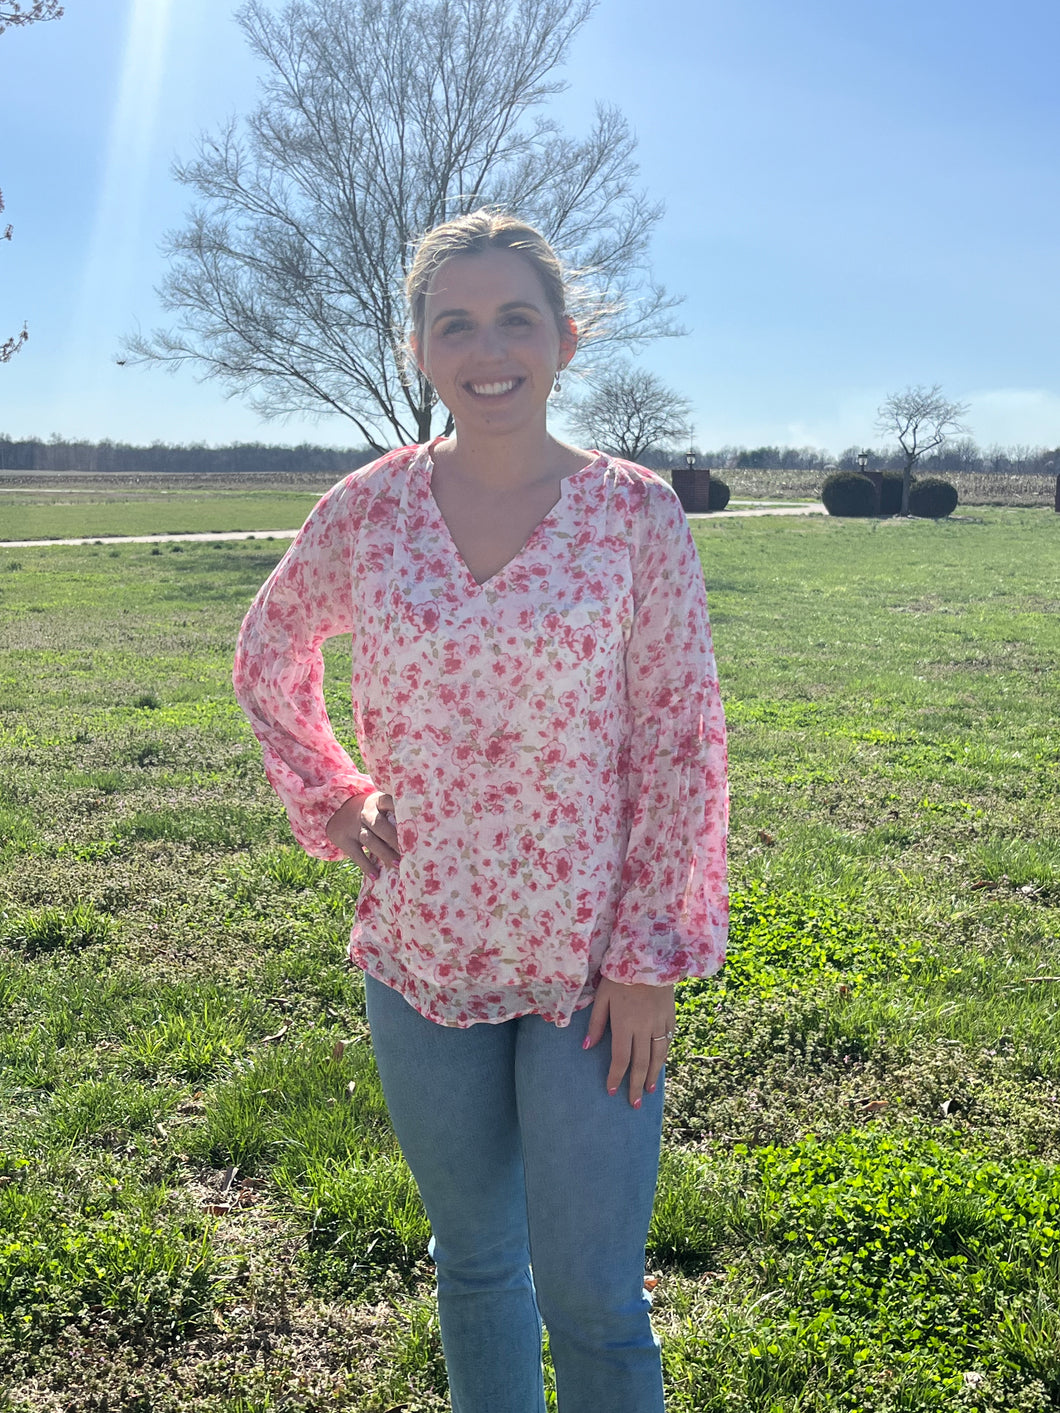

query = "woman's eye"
[503,313,531,327]
[441,320,471,336]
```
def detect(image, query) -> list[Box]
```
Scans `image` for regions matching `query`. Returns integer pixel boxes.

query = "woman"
[233,209,728,1413]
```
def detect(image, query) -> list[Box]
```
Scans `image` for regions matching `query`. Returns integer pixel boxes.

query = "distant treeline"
[0,436,378,475]
[687,440,1059,475]
[1,434,1056,477]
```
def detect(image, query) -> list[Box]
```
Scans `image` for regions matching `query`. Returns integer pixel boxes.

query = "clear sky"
[2,0,1059,455]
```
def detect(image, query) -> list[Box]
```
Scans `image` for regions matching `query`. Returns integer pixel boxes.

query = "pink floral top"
[233,441,728,1027]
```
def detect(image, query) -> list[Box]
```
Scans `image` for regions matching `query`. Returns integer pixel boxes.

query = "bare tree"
[0,1,62,33]
[567,362,690,460]
[875,384,971,515]
[1,0,63,361]
[0,187,27,362]
[983,444,1008,475]
[1007,444,1036,475]
[939,436,982,473]
[123,0,681,451]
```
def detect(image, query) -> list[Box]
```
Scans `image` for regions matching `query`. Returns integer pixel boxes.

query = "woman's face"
[413,247,577,437]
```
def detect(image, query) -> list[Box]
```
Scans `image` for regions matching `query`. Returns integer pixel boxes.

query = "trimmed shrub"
[821,471,876,517]
[880,472,906,515]
[708,476,730,511]
[909,476,959,518]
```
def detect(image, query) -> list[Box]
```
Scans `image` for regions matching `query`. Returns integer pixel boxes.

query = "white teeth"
[469,379,517,396]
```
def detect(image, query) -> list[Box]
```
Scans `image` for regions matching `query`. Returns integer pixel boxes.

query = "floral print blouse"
[233,440,728,1027]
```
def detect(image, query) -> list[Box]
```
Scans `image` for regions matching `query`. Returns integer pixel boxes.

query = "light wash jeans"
[364,972,667,1413]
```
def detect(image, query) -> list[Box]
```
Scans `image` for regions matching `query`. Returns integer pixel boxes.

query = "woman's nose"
[476,323,506,357]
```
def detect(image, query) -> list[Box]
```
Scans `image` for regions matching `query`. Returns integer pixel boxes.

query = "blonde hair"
[406,208,569,348]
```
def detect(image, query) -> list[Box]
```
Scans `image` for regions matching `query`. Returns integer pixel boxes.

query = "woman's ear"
[559,315,578,371]
[410,332,426,376]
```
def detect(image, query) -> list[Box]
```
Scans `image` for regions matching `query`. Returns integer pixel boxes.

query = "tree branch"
[124,0,676,444]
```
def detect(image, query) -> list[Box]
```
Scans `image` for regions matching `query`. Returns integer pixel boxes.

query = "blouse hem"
[350,948,597,1029]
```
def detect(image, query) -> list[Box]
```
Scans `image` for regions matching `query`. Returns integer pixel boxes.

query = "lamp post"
[673,445,711,513]
[858,449,883,515]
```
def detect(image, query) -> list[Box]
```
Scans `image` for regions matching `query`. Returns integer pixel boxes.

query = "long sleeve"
[600,481,729,986]
[233,476,377,860]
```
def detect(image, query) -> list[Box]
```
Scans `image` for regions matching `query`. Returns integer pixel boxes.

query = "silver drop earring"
[553,370,562,395]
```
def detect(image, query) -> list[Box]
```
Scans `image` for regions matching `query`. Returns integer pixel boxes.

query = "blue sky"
[2,0,1059,455]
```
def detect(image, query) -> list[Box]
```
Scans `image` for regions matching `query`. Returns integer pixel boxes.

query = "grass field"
[0,480,334,541]
[0,504,1058,1411]
[1,466,1054,541]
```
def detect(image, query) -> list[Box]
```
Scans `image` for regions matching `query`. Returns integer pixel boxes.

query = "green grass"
[0,487,330,541]
[0,505,1057,1410]
[0,1154,218,1353]
[0,901,114,956]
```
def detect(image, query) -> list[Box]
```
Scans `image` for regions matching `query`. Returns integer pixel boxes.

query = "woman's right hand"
[325,791,400,879]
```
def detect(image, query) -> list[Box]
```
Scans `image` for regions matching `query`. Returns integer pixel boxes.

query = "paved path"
[690,504,827,519]
[0,503,829,550]
[0,529,303,549]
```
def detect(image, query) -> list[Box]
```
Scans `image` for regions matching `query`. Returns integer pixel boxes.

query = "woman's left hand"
[583,977,676,1108]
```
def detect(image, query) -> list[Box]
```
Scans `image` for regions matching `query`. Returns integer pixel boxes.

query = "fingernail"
[607,1086,617,1096]
[582,1037,592,1050]
[633,1098,642,1110]
[646,1083,656,1093]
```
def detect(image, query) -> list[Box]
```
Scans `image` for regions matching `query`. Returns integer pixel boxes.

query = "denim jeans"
[364,973,667,1413]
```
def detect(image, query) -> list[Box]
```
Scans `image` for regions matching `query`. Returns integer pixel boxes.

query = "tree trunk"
[901,457,915,516]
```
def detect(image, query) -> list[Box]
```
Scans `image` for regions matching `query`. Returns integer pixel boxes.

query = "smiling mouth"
[466,378,523,397]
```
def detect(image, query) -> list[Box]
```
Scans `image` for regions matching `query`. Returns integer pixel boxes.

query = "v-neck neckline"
[421,439,605,591]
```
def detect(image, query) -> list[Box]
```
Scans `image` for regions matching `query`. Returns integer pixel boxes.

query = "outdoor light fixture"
[857,451,868,472]
[686,450,695,470]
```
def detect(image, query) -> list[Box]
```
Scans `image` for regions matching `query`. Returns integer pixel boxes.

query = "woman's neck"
[431,424,590,493]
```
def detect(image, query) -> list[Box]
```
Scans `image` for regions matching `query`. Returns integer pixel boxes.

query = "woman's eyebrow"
[429,300,540,329]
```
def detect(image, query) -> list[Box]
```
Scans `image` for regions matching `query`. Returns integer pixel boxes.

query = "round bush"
[708,476,730,511]
[880,472,906,516]
[909,476,958,518]
[821,471,877,517]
